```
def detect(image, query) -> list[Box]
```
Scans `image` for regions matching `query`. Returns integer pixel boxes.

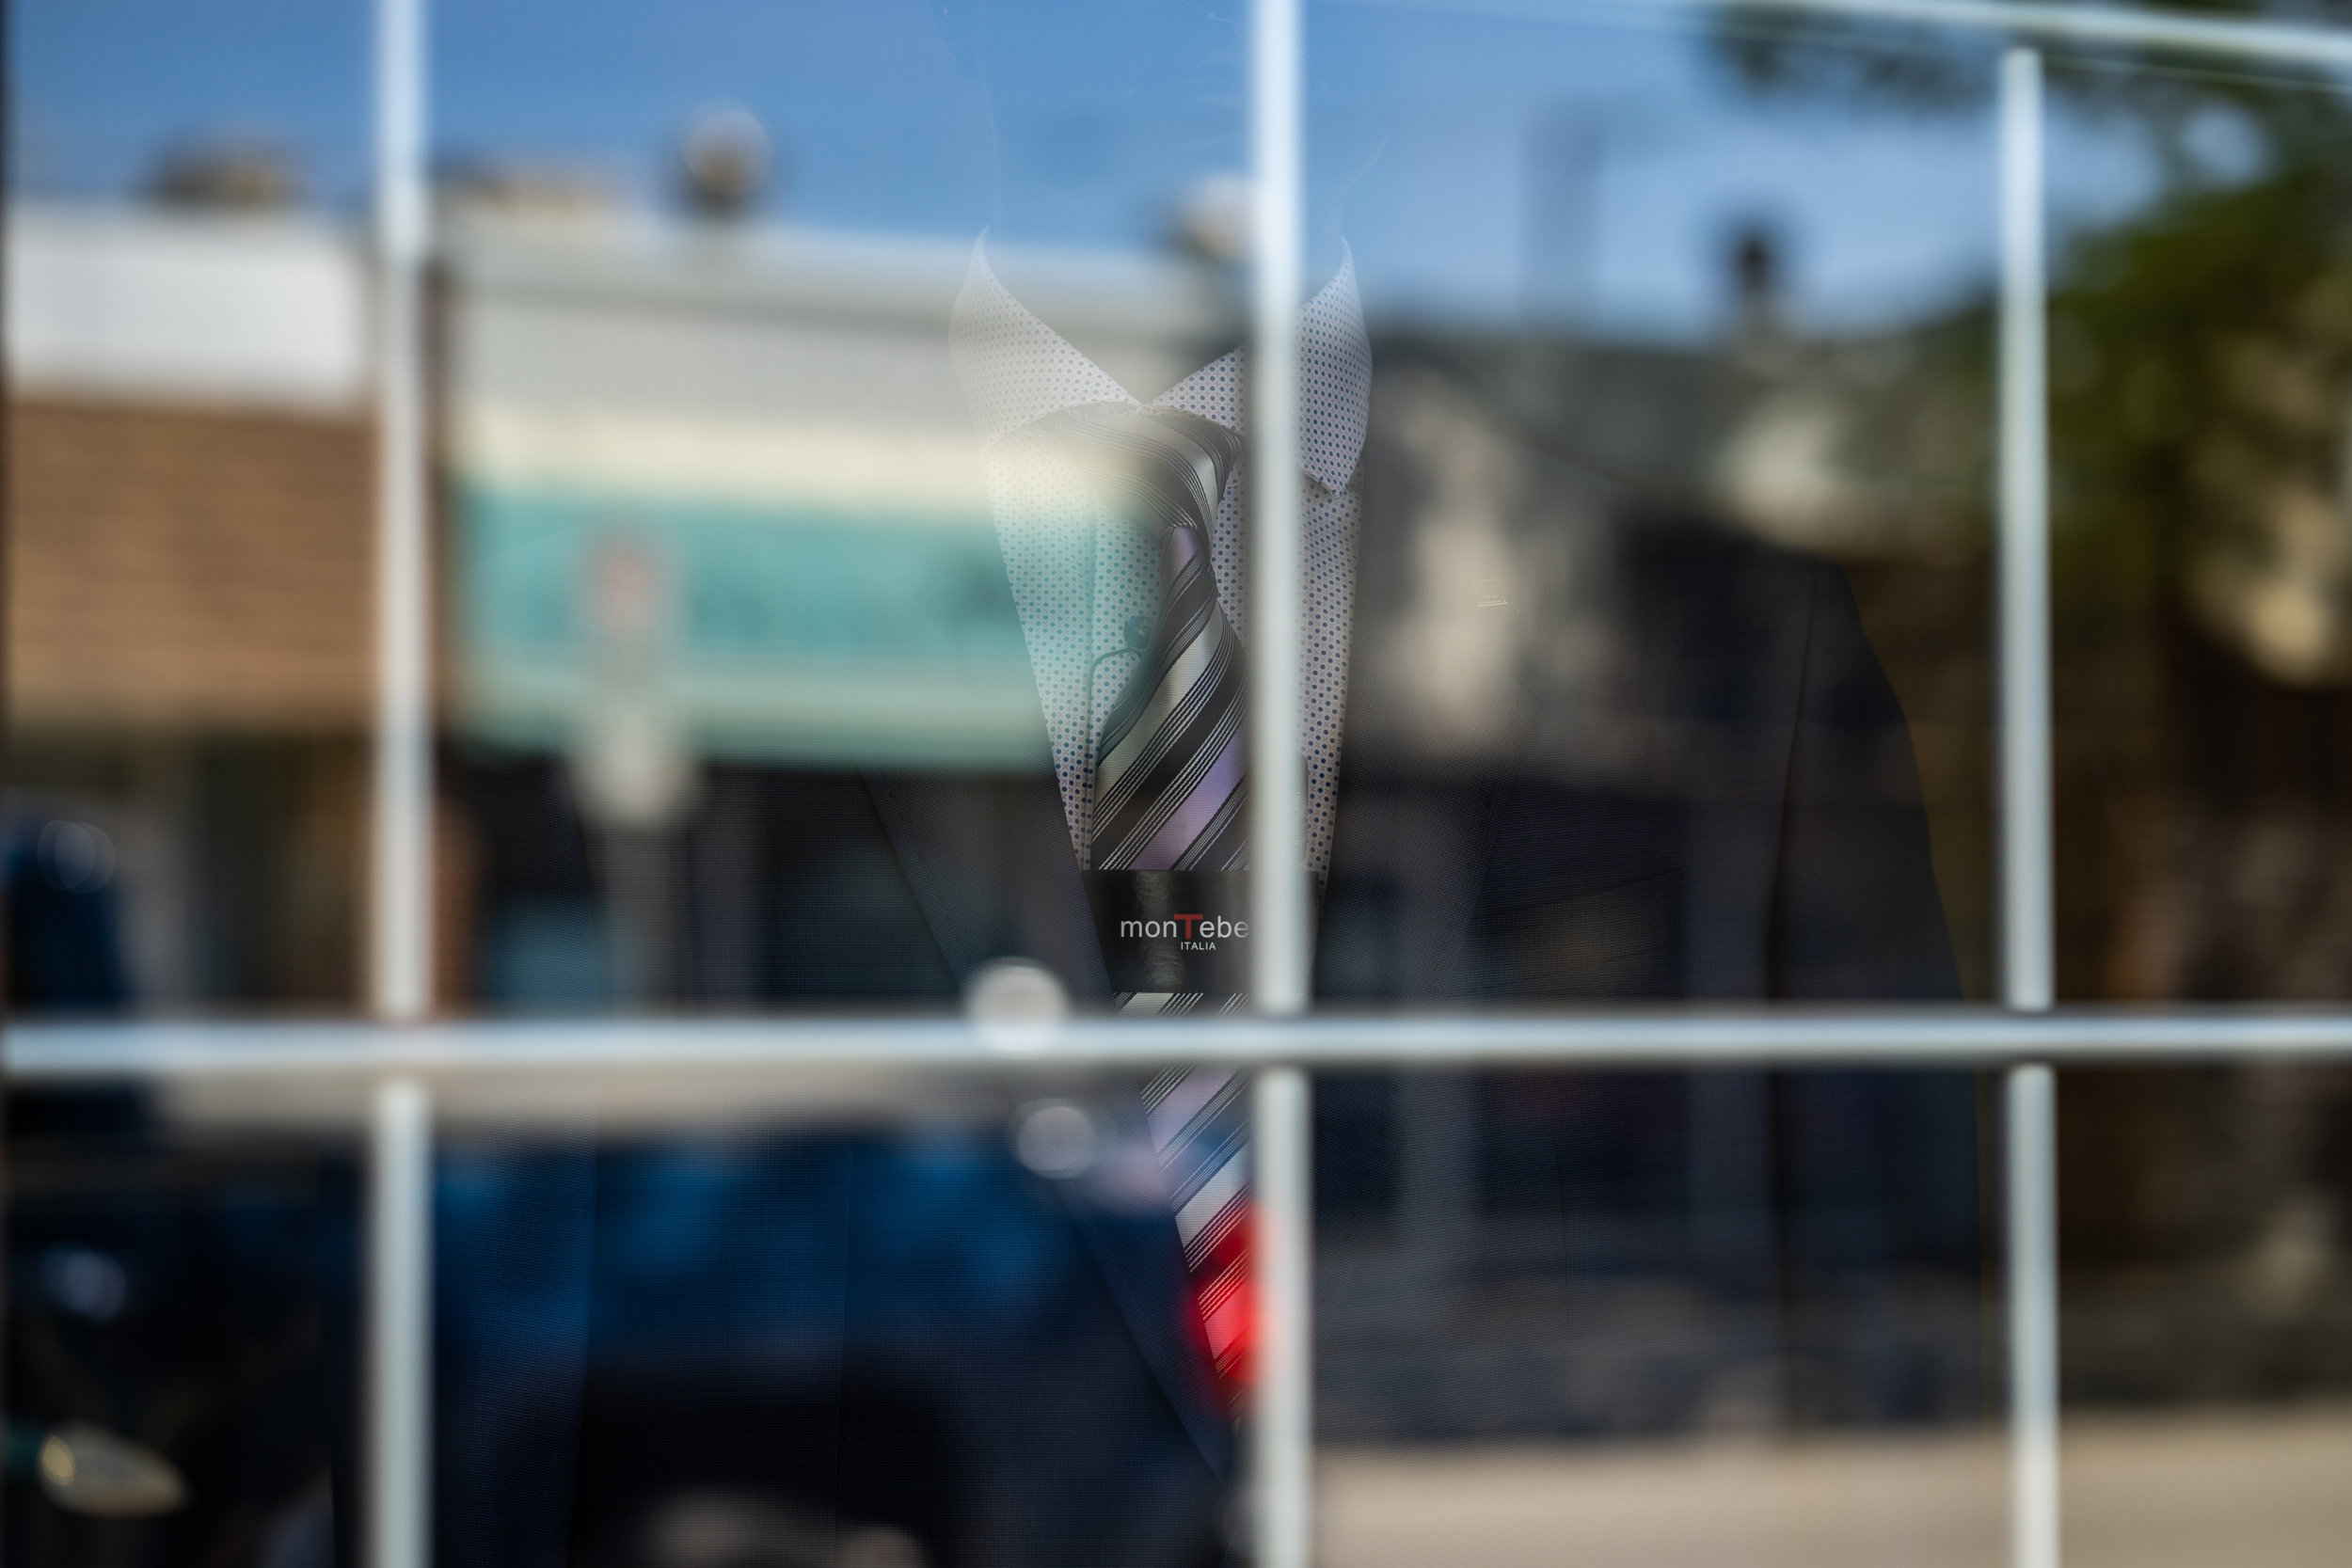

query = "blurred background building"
[434,197,1232,1007]
[8,166,373,1010]
[13,129,2352,1427]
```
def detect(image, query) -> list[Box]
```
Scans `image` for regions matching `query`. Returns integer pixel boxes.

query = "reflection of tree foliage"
[2055,160,2352,683]
[1714,8,2352,1020]
[1714,7,2352,682]
[2046,140,2352,1015]
[1711,1,2347,149]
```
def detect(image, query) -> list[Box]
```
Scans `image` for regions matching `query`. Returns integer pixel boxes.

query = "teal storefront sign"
[454,483,1047,770]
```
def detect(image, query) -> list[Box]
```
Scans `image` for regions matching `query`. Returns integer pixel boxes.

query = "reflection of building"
[15,187,2350,1429]
[445,219,1031,775]
[2,199,1242,1008]
[6,205,374,1005]
[1385,273,2352,1420]
[436,212,1237,1001]
[443,214,1241,773]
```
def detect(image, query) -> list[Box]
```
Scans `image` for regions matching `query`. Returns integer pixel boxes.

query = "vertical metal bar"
[1249,0,1309,1014]
[1999,49,2053,1017]
[2006,1063,2059,1568]
[371,0,433,1022]
[1998,43,2060,1568]
[368,0,433,1559]
[368,1078,433,1568]
[1248,2,1313,1566]
[1253,1065,1313,1568]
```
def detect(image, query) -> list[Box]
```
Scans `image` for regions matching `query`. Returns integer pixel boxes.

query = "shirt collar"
[950,237,1371,495]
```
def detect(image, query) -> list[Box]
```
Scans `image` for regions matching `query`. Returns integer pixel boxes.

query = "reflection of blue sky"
[11,0,2203,340]
[10,0,372,200]
[1317,4,2009,336]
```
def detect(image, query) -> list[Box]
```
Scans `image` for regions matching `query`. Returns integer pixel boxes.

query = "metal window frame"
[15,4,2352,1567]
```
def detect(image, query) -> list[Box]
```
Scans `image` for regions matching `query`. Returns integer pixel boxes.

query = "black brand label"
[1082,870,1250,996]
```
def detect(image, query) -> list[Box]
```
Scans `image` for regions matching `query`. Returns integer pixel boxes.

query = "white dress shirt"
[949,242,1372,879]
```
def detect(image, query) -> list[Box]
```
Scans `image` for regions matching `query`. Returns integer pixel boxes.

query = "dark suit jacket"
[777,372,1958,1524]
[445,368,1963,1568]
[855,372,1958,1011]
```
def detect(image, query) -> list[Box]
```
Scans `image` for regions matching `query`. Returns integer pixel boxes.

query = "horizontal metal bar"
[15,1010,2352,1081]
[1335,0,2352,71]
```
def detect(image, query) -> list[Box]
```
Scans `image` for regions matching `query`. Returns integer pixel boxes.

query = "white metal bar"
[2000,45,2055,1018]
[367,1077,433,1568]
[1250,0,1311,1016]
[1253,1066,1314,1568]
[1331,0,2352,70]
[368,5,435,1559]
[371,0,434,1022]
[1249,2,1315,1564]
[2008,1063,2060,1568]
[21,1010,2352,1079]
[1999,45,2062,1568]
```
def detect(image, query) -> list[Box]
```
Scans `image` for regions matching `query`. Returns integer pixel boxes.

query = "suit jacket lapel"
[1666,549,1810,999]
[1060,1180,1238,1478]
[862,768,1235,1471]
[862,768,1109,1001]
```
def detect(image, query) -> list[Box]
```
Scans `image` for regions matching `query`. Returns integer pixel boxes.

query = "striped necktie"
[1049,402,1258,1397]
[1050,403,1250,878]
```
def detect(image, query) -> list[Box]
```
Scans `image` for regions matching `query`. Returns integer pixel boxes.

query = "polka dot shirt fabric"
[950,241,1371,881]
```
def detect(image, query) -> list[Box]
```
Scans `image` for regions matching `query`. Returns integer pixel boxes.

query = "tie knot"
[1043,403,1244,535]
